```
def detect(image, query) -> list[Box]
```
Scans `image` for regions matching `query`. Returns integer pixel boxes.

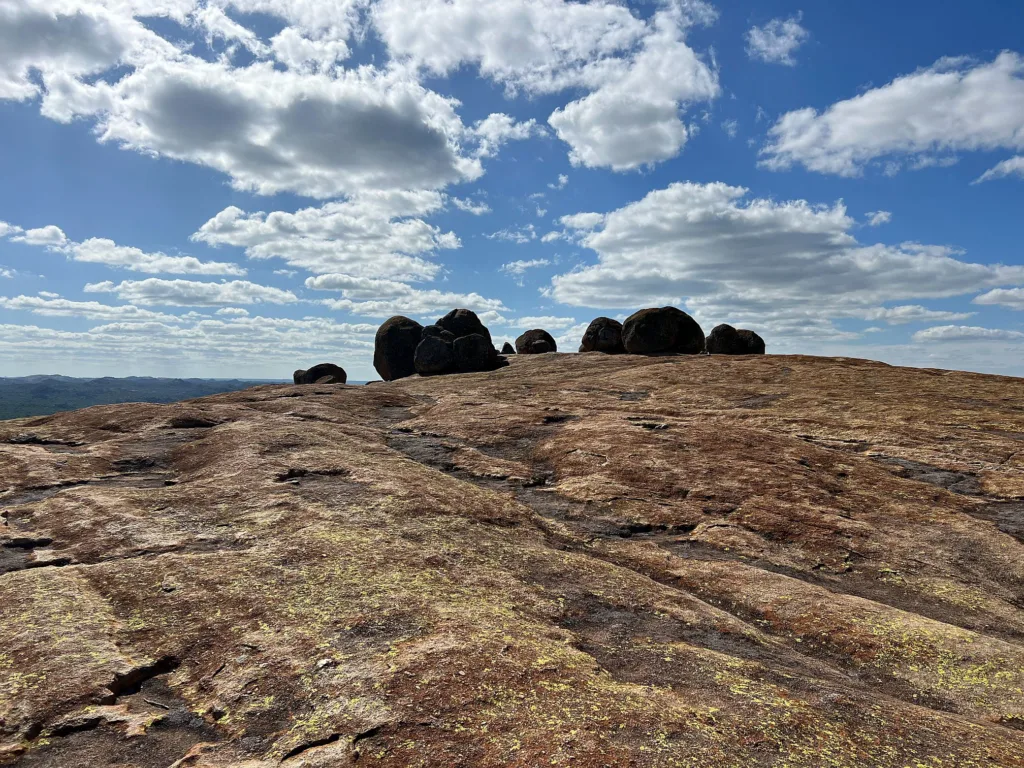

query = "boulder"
[422,325,456,343]
[436,309,492,345]
[579,317,625,354]
[293,364,347,385]
[374,316,424,381]
[622,307,705,355]
[501,342,515,355]
[454,333,497,373]
[516,329,557,355]
[706,324,766,355]
[415,335,456,376]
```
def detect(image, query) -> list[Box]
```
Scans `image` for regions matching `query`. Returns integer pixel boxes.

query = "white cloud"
[192,192,457,279]
[472,113,539,158]
[190,4,270,57]
[974,288,1024,311]
[548,8,719,171]
[546,181,1024,345]
[1,268,15,279]
[861,305,975,325]
[560,212,605,230]
[761,53,1024,177]
[0,295,180,322]
[548,174,569,190]
[12,226,68,247]
[500,259,550,276]
[450,197,492,216]
[215,307,250,316]
[38,292,60,299]
[2,221,244,275]
[488,225,537,244]
[746,14,809,66]
[866,211,892,227]
[974,156,1024,184]
[913,325,1024,343]
[721,119,738,139]
[504,315,577,330]
[540,232,563,244]
[0,222,21,238]
[85,278,299,306]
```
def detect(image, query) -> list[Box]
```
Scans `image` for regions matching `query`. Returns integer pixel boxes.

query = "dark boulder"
[579,317,625,354]
[415,335,456,376]
[516,329,557,355]
[422,325,456,343]
[454,333,498,373]
[622,307,704,355]
[706,324,766,355]
[436,309,492,345]
[294,364,347,385]
[501,342,515,355]
[373,316,424,381]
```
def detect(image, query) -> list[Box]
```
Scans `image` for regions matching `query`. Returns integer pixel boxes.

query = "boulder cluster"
[295,306,766,385]
[579,308,765,357]
[375,309,514,381]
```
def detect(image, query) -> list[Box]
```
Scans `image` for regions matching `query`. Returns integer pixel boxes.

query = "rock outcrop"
[622,306,705,355]
[413,335,455,377]
[3,354,1024,766]
[413,313,502,377]
[501,342,515,355]
[706,324,766,355]
[373,316,424,381]
[292,363,348,385]
[436,309,492,345]
[579,317,625,354]
[453,333,497,373]
[515,329,557,354]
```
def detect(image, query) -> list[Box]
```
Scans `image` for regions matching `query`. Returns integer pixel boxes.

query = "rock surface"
[453,333,497,373]
[501,342,515,355]
[373,316,424,382]
[2,354,1024,766]
[623,307,705,355]
[435,309,492,346]
[293,364,348,385]
[414,335,455,377]
[706,324,766,356]
[579,317,625,354]
[515,329,557,355]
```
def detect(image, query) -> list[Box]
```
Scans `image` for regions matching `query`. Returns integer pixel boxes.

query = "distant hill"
[0,375,284,420]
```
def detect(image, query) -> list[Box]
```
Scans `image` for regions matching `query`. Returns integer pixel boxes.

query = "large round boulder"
[579,317,625,354]
[436,309,492,345]
[373,316,424,381]
[706,324,766,355]
[415,335,455,376]
[622,307,704,355]
[454,333,497,373]
[516,329,557,355]
[501,342,515,355]
[293,364,347,385]
[421,325,456,343]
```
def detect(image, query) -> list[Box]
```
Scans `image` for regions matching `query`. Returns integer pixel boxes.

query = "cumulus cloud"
[913,325,1024,343]
[974,288,1024,311]
[860,305,975,325]
[85,278,299,306]
[472,113,539,158]
[974,156,1024,184]
[546,181,1024,343]
[761,52,1024,177]
[866,211,892,227]
[1,221,244,275]
[746,14,809,66]
[504,315,577,330]
[1,268,16,279]
[0,295,181,322]
[501,259,550,276]
[192,192,457,279]
[548,174,569,190]
[450,197,491,216]
[487,225,537,245]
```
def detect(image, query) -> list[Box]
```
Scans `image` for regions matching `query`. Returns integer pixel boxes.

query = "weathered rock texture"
[3,354,1024,766]
[292,364,348,385]
[515,329,557,355]
[579,317,625,354]
[706,324,766,356]
[373,316,423,382]
[623,307,705,355]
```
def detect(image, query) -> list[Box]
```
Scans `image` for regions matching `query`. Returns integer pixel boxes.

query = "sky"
[1,0,1023,381]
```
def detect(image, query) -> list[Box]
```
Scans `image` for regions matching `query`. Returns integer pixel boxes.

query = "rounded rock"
[294,364,347,385]
[622,307,704,355]
[579,317,625,354]
[501,342,515,355]
[436,309,492,345]
[415,335,456,376]
[454,333,497,373]
[422,325,457,343]
[516,329,557,355]
[706,325,766,355]
[373,316,424,381]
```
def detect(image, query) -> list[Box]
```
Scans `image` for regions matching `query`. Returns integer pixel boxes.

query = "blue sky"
[1,0,1023,380]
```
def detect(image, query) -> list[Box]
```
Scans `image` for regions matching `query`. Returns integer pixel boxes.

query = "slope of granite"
[1,353,1023,767]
